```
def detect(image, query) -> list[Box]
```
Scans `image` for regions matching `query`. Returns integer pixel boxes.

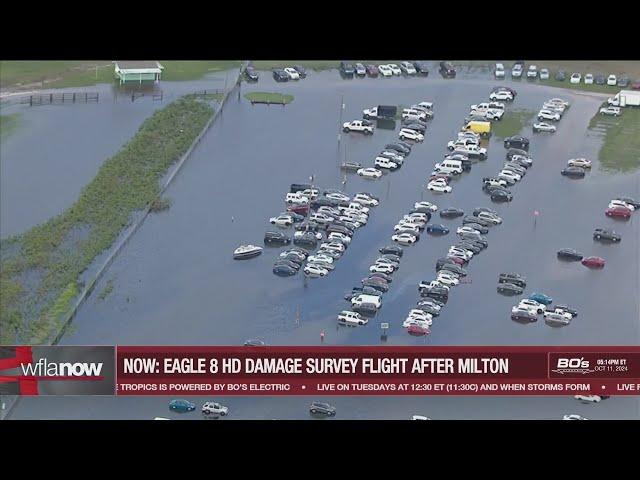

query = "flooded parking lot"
[5,66,640,419]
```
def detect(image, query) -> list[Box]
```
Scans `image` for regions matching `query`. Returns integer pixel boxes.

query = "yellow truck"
[462,120,491,138]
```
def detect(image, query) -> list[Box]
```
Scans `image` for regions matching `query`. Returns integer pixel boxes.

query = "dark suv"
[498,273,526,288]
[273,69,289,82]
[340,61,355,77]
[264,231,290,245]
[503,135,530,150]
[244,66,259,81]
[413,61,430,76]
[439,61,456,78]
[310,401,336,416]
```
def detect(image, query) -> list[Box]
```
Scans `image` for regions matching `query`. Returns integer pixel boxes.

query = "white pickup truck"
[343,120,374,134]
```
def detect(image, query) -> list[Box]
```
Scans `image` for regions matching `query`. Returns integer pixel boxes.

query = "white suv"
[337,310,368,326]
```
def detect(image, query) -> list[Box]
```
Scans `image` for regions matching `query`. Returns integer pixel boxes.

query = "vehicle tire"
[596,234,601,239]
[400,135,405,140]
[330,412,336,416]
[359,321,364,325]
[311,409,317,414]
[203,410,210,415]
[505,142,511,148]
[220,411,227,416]
[343,127,350,133]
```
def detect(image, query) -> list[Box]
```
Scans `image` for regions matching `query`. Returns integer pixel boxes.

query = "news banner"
[2,346,639,396]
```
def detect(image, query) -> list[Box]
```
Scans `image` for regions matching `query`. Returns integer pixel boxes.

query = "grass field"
[0,61,241,91]
[492,109,536,139]
[0,95,215,344]
[589,106,640,173]
[244,92,294,104]
[0,113,20,140]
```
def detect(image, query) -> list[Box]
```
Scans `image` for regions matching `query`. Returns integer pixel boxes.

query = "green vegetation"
[150,197,172,213]
[0,61,241,90]
[244,92,294,104]
[0,96,214,344]
[492,109,536,139]
[28,282,79,344]
[0,113,20,140]
[97,279,115,301]
[589,106,640,173]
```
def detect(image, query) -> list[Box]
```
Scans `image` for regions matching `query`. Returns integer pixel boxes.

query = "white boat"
[233,244,263,260]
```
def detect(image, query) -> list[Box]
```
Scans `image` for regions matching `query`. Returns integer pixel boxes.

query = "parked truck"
[607,90,640,107]
[363,105,398,120]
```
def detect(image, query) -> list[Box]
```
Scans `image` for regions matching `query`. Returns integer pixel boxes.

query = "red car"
[407,324,430,336]
[582,256,605,268]
[446,255,466,265]
[605,206,632,219]
[287,204,309,215]
[430,174,451,182]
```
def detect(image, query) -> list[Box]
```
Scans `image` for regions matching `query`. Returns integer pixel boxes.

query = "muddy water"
[6,65,640,419]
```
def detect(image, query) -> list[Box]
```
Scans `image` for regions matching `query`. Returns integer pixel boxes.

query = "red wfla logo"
[552,357,594,375]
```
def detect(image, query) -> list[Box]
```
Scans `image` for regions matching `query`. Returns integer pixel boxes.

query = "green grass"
[588,106,640,173]
[0,95,214,344]
[244,92,294,104]
[492,109,536,139]
[0,113,20,140]
[28,282,79,344]
[97,279,115,301]
[0,61,241,90]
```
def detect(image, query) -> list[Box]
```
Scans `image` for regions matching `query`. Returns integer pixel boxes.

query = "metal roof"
[115,61,164,71]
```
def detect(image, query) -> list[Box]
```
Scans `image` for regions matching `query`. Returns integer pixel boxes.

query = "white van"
[433,159,463,175]
[351,294,382,309]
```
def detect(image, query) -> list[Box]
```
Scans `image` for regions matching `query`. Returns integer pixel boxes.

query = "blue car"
[426,224,449,235]
[169,399,196,413]
[528,293,553,305]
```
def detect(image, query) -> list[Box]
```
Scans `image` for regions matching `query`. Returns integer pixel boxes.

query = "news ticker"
[1,346,639,396]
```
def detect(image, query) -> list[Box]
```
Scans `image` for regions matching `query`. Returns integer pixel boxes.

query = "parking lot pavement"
[8,69,639,420]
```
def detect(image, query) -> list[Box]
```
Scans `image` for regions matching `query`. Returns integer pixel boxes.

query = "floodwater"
[0,70,238,238]
[5,65,640,419]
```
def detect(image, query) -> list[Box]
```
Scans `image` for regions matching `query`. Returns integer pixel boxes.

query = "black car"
[340,161,362,172]
[381,253,402,263]
[385,143,411,155]
[410,208,433,218]
[285,246,310,257]
[310,401,336,416]
[293,235,318,247]
[456,241,481,254]
[439,61,456,78]
[504,135,530,150]
[473,207,498,217]
[279,252,305,264]
[327,225,354,237]
[273,69,289,82]
[557,248,584,261]
[435,257,458,270]
[506,148,529,161]
[499,273,526,288]
[593,228,621,243]
[413,61,430,76]
[497,282,524,295]
[511,310,538,324]
[615,196,640,208]
[561,167,586,178]
[421,286,448,303]
[463,215,492,228]
[437,263,467,277]
[311,198,339,209]
[290,183,313,193]
[483,183,507,194]
[352,303,378,316]
[274,259,302,270]
[555,305,578,317]
[264,231,290,245]
[361,279,389,293]
[439,208,464,218]
[509,156,533,169]
[418,297,446,309]
[594,73,606,85]
[416,304,440,317]
[368,272,393,283]
[273,264,297,276]
[293,65,307,78]
[555,70,566,81]
[462,223,489,235]
[244,66,259,81]
[340,61,355,77]
[618,75,630,87]
[491,190,513,202]
[294,221,322,232]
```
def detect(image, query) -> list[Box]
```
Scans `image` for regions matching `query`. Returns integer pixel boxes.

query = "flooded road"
[6,66,640,419]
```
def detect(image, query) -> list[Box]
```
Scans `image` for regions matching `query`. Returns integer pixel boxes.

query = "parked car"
[202,401,229,416]
[439,208,464,218]
[365,64,379,77]
[533,122,557,133]
[557,248,584,261]
[618,75,630,87]
[273,264,297,276]
[503,135,530,150]
[581,256,605,268]
[169,399,196,413]
[244,66,259,81]
[511,308,538,323]
[567,158,592,168]
[340,62,355,77]
[538,109,561,121]
[244,339,266,346]
[605,206,632,219]
[343,119,374,134]
[491,190,512,202]
[399,128,424,142]
[357,167,383,179]
[385,143,411,155]
[563,414,588,420]
[392,232,418,245]
[545,312,571,327]
[555,70,566,81]
[600,106,621,116]
[337,310,367,326]
[519,299,545,314]
[413,61,430,76]
[489,90,514,101]
[400,61,417,75]
[593,228,621,243]
[540,68,549,80]
[529,292,553,305]
[378,64,393,77]
[439,61,456,78]
[527,65,538,78]
[309,401,336,416]
[498,283,524,295]
[284,67,300,80]
[570,73,582,84]
[426,223,449,235]
[594,73,606,85]
[354,63,366,77]
[561,167,586,178]
[293,65,307,78]
[584,73,594,84]
[379,245,403,256]
[264,231,290,245]
[499,272,526,287]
